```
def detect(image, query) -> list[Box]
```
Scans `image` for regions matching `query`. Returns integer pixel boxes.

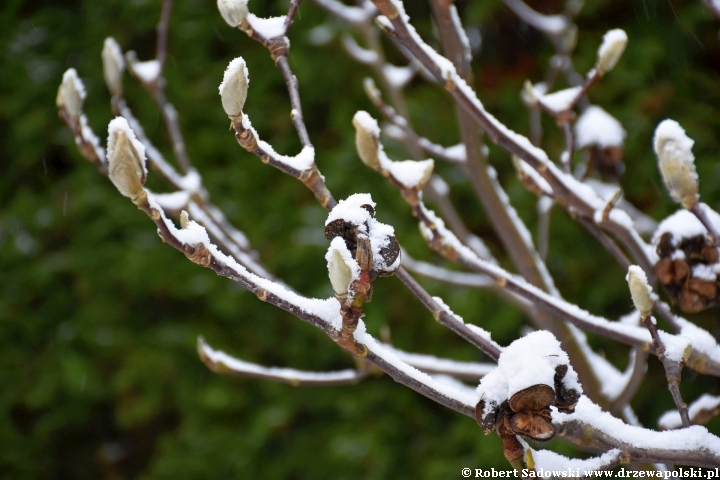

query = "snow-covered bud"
[107,117,147,202]
[217,0,249,27]
[626,265,654,318]
[654,119,699,209]
[102,37,125,96]
[521,80,537,106]
[56,69,86,121]
[326,237,359,296]
[219,57,249,117]
[596,29,627,74]
[352,111,381,170]
[180,210,190,229]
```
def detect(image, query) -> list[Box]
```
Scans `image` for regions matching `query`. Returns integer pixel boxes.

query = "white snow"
[476,330,581,414]
[693,264,718,281]
[353,110,434,189]
[386,344,495,379]
[659,394,720,430]
[240,114,315,171]
[532,448,622,474]
[199,337,361,382]
[106,117,147,175]
[382,64,415,89]
[342,34,379,64]
[353,329,478,406]
[536,86,581,113]
[556,396,720,454]
[131,59,160,83]
[247,14,287,39]
[326,193,375,228]
[574,106,625,149]
[154,190,191,210]
[503,0,567,35]
[79,115,105,162]
[652,209,720,245]
[448,4,471,63]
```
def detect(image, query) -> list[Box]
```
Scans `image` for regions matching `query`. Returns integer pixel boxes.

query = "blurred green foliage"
[1,0,719,477]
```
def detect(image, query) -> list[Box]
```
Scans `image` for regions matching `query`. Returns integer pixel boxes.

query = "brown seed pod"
[376,235,400,275]
[509,411,555,442]
[553,364,579,413]
[509,384,555,413]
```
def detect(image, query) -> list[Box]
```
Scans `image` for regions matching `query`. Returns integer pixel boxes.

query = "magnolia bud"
[102,37,125,96]
[352,111,381,170]
[56,69,86,121]
[626,265,654,318]
[596,29,627,74]
[654,119,699,209]
[107,117,147,202]
[219,57,249,117]
[326,238,359,296]
[217,0,249,27]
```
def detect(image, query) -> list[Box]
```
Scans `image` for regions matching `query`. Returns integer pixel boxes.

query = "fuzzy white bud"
[102,37,125,96]
[352,111,381,170]
[626,265,654,318]
[326,238,359,296]
[56,69,86,121]
[107,117,147,202]
[654,119,699,209]
[217,0,249,27]
[596,29,627,74]
[219,57,249,116]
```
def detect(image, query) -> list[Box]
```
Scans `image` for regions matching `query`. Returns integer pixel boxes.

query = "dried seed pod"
[376,236,400,275]
[509,384,555,413]
[510,412,555,442]
[655,258,689,285]
[553,364,580,413]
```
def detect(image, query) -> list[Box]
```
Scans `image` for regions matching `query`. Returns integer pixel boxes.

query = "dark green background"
[2,0,719,478]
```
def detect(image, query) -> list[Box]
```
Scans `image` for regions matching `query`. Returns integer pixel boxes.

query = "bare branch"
[198,336,370,386]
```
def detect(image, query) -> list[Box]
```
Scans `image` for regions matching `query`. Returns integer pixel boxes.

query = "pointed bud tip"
[102,37,125,96]
[626,265,654,317]
[654,119,699,208]
[352,111,381,170]
[57,69,86,120]
[219,57,249,116]
[326,238,359,296]
[217,0,249,27]
[597,29,627,73]
[107,117,148,201]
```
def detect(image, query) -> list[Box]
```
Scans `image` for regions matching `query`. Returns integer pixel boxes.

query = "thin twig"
[640,314,691,428]
[395,267,503,361]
